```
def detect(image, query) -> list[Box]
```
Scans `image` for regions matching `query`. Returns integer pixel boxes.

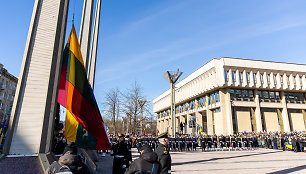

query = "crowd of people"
[48,130,306,174]
[124,131,306,153]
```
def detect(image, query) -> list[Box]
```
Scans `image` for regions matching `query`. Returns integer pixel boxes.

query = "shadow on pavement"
[267,164,306,174]
[172,150,280,166]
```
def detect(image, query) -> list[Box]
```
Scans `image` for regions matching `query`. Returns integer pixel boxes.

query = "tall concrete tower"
[4,0,69,156]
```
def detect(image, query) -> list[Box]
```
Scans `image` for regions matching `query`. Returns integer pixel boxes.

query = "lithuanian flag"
[57,25,111,150]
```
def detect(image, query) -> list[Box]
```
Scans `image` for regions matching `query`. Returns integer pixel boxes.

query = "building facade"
[153,58,306,136]
[0,64,18,123]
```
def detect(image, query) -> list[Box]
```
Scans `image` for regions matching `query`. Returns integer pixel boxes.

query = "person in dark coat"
[125,145,161,174]
[112,134,130,174]
[155,132,171,174]
[46,143,90,174]
[52,132,67,155]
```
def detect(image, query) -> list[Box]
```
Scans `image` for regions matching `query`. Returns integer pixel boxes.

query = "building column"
[186,114,191,135]
[220,89,233,135]
[206,96,214,135]
[175,115,180,135]
[254,89,263,132]
[195,111,203,136]
[302,110,306,130]
[281,91,291,132]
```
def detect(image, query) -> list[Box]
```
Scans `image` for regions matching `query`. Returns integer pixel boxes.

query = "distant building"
[153,57,306,136]
[0,64,18,123]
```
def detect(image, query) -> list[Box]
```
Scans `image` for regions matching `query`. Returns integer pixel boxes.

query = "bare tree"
[104,88,121,135]
[122,82,151,136]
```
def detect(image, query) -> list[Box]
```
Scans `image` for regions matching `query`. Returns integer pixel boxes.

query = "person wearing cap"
[155,132,171,174]
[125,144,161,174]
[112,134,130,174]
[46,143,90,174]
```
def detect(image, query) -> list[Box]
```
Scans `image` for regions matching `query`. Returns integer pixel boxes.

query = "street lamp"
[164,68,183,137]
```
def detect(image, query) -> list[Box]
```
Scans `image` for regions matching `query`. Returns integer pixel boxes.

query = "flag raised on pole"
[57,25,111,150]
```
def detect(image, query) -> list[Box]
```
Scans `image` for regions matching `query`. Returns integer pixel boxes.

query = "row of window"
[158,91,221,119]
[157,90,306,119]
[229,89,305,104]
[229,89,254,101]
[224,70,304,87]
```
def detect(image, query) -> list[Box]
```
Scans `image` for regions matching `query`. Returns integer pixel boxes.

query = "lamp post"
[164,69,183,137]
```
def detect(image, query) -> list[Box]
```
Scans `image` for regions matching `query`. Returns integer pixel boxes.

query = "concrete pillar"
[281,91,291,132]
[250,108,257,132]
[249,71,255,87]
[4,0,69,155]
[270,72,275,88]
[254,89,263,132]
[87,0,102,89]
[277,109,285,132]
[302,75,306,90]
[263,72,268,88]
[302,110,306,131]
[256,71,262,88]
[220,89,233,135]
[79,0,94,69]
[206,95,214,135]
[235,70,240,86]
[289,74,294,90]
[228,69,233,86]
[195,111,203,136]
[296,74,301,90]
[175,116,180,134]
[242,70,247,87]
[283,73,289,89]
[276,73,281,89]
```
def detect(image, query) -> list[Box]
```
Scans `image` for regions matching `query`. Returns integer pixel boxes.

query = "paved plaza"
[132,148,306,174]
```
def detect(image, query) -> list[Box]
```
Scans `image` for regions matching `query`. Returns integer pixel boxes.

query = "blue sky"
[1,0,306,110]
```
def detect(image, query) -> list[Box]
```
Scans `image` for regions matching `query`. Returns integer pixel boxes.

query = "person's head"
[118,134,125,142]
[139,144,153,155]
[63,143,77,155]
[159,137,169,145]
[157,132,169,145]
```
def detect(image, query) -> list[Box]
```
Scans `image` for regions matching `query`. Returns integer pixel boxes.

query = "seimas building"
[153,57,306,136]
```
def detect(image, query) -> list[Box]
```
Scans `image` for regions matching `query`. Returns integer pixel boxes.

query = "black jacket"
[46,151,90,174]
[125,151,161,174]
[155,144,171,174]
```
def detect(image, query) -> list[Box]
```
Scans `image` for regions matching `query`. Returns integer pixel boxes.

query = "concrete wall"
[290,113,305,131]
[263,111,280,132]
[236,111,252,132]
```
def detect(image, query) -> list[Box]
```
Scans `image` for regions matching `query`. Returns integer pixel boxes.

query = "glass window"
[253,73,256,84]
[263,91,269,99]
[269,92,275,99]
[242,90,248,98]
[236,90,241,98]
[232,71,235,82]
[249,90,254,98]
[239,72,242,83]
[246,73,249,83]
[224,71,228,82]
[275,92,280,99]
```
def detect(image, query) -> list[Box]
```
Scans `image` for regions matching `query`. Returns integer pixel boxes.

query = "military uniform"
[156,132,171,174]
[156,143,171,174]
[112,136,129,174]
